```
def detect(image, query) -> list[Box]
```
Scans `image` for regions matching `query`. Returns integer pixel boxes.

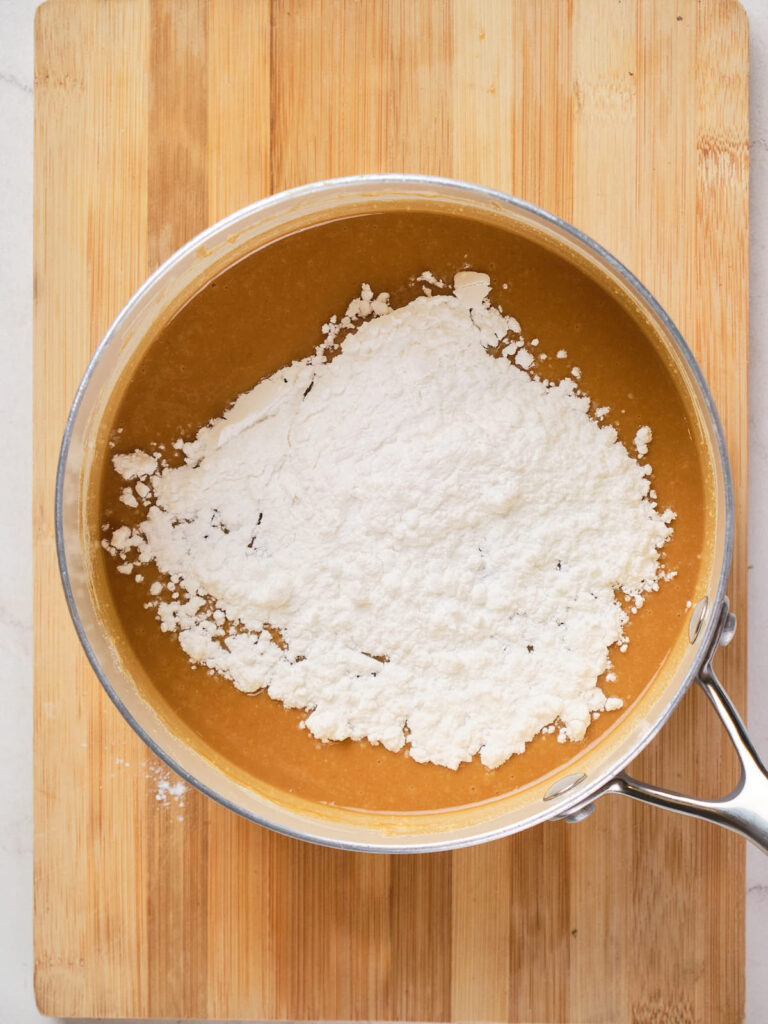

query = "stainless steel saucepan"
[56,175,768,853]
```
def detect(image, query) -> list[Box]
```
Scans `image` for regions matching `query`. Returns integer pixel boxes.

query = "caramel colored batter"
[95,211,709,812]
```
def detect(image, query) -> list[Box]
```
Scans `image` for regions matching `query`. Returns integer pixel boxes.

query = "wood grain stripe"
[204,6,275,1019]
[148,0,209,270]
[34,0,151,1015]
[207,0,271,221]
[629,7,722,1022]
[270,0,454,188]
[694,3,748,1021]
[568,4,638,1019]
[269,3,456,1019]
[451,6,574,1019]
[451,841,512,1021]
[145,1,210,1016]
[390,853,453,1021]
[34,8,100,1011]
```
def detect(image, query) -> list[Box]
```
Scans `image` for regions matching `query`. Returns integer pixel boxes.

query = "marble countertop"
[2,1,767,1020]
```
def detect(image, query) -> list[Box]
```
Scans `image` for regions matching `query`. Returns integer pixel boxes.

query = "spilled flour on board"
[109,757,188,821]
[148,761,188,820]
[103,272,674,770]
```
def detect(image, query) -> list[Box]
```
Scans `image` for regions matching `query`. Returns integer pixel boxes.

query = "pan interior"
[83,198,720,835]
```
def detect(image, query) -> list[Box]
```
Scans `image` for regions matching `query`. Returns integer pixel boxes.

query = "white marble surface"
[2,1,767,1020]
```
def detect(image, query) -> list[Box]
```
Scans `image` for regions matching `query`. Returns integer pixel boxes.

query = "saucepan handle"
[602,662,768,853]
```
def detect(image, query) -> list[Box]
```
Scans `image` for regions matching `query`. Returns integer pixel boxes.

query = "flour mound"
[105,273,673,770]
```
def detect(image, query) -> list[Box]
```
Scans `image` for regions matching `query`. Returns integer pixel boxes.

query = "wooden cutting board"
[33,1,749,1020]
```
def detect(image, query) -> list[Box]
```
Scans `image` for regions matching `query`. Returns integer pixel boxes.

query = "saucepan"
[56,174,768,853]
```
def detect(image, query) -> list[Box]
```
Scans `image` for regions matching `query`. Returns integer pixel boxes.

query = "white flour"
[634,425,653,457]
[104,273,673,770]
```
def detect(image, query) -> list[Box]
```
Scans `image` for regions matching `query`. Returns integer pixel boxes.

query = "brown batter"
[94,210,709,812]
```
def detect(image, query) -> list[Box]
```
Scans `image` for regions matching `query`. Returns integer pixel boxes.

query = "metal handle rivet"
[689,596,709,644]
[543,772,587,801]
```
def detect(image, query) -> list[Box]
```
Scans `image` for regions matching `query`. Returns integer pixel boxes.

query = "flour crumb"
[321,283,391,346]
[416,269,446,289]
[120,487,138,508]
[571,366,582,380]
[595,406,610,420]
[105,271,673,771]
[344,282,391,320]
[556,349,568,359]
[113,450,158,480]
[453,270,492,308]
[634,425,653,457]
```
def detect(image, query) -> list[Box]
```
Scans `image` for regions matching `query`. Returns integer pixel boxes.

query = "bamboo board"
[33,1,749,1020]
